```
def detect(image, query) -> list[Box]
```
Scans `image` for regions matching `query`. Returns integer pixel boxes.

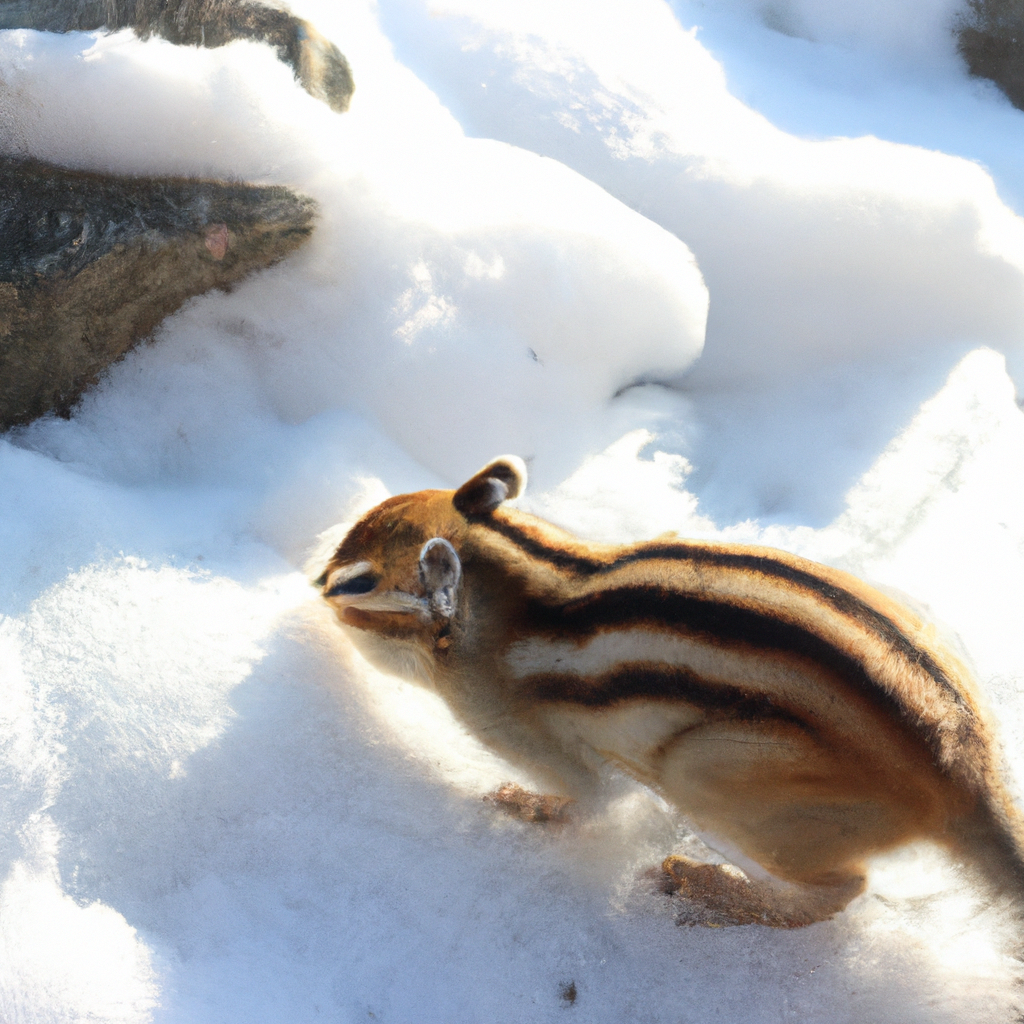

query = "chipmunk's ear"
[452,456,527,516]
[419,538,461,619]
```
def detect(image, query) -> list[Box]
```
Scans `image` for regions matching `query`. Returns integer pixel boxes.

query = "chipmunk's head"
[316,456,527,682]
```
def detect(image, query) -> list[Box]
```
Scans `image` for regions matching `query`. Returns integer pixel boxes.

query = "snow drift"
[2,0,1024,1020]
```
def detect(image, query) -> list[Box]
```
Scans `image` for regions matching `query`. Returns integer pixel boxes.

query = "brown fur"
[318,456,1024,928]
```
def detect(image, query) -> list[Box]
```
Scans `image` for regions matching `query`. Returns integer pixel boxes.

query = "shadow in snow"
[36,609,1019,1024]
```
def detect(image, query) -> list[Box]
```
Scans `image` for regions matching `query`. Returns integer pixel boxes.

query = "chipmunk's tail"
[949,785,1024,917]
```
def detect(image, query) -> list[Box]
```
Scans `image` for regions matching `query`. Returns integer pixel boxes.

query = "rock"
[956,0,1024,111]
[0,0,354,112]
[0,156,316,428]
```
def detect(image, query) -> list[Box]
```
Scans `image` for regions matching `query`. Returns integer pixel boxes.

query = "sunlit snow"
[2,0,1024,1020]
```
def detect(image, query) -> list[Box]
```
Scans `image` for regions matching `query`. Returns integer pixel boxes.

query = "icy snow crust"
[2,0,1024,1020]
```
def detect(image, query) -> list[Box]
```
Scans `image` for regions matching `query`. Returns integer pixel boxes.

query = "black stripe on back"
[482,516,965,710]
[526,662,812,734]
[522,586,981,764]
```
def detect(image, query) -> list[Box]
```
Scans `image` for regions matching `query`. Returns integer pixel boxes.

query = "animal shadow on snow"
[32,611,1017,1022]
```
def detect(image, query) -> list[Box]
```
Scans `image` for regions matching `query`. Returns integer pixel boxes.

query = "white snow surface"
[2,0,1024,1020]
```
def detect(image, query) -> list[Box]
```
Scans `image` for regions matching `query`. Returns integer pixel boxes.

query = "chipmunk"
[317,456,1024,928]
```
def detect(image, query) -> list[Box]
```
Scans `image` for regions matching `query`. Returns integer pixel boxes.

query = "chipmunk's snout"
[318,538,462,626]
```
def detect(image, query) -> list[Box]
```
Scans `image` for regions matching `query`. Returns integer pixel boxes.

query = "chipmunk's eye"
[326,571,379,597]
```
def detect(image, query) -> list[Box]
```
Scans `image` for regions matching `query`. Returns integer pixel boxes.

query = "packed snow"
[2,0,1024,1020]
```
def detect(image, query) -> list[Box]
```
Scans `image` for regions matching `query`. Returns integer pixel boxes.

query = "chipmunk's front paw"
[484,782,574,823]
[658,855,809,929]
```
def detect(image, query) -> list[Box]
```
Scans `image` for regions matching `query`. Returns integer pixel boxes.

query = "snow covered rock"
[0,0,354,111]
[0,157,316,427]
[956,0,1024,111]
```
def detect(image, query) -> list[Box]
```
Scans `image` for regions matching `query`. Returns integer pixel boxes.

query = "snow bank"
[380,0,1024,520]
[2,0,1024,1020]
[0,21,707,488]
[706,0,966,73]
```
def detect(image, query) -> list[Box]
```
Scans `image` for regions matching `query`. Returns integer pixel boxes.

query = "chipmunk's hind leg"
[654,717,932,927]
[659,855,865,928]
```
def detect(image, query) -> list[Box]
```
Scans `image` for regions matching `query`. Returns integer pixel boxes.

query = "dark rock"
[956,0,1024,111]
[0,156,316,428]
[0,0,354,112]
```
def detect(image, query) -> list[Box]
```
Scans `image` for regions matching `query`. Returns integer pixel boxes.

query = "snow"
[1,0,1024,1019]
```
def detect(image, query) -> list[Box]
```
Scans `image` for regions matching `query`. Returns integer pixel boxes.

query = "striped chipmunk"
[317,456,1024,928]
